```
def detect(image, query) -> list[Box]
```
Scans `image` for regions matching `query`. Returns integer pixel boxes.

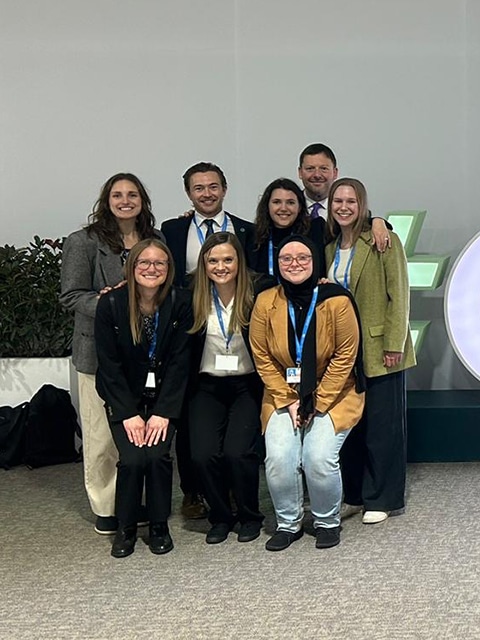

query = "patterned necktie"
[310,202,322,219]
[204,219,215,238]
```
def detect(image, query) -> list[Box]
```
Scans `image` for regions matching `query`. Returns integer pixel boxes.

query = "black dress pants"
[109,404,175,527]
[189,373,264,525]
[340,370,407,512]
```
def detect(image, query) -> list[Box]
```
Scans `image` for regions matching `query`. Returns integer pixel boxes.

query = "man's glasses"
[135,259,169,271]
[278,254,312,266]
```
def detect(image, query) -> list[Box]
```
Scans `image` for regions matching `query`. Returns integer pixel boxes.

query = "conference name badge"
[145,371,156,389]
[215,354,239,371]
[286,367,301,384]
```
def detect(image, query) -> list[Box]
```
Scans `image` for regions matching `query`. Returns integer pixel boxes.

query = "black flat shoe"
[237,521,262,543]
[265,528,304,552]
[111,526,137,558]
[315,526,340,549]
[149,523,174,555]
[206,522,231,544]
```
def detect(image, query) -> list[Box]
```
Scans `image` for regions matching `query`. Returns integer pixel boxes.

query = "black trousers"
[340,370,407,512]
[189,373,264,525]
[175,401,202,496]
[109,401,175,527]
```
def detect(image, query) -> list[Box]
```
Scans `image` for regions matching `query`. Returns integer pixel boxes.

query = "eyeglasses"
[278,254,312,266]
[135,259,169,271]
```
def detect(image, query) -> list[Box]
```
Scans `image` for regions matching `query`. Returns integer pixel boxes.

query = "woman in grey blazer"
[60,172,162,535]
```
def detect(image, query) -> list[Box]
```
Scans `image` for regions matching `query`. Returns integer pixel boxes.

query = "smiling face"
[186,171,227,218]
[278,241,313,285]
[134,245,169,291]
[298,152,338,202]
[204,242,238,288]
[268,188,300,229]
[331,185,359,229]
[108,179,142,222]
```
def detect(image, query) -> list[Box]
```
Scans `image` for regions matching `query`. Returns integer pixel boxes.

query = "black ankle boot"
[111,525,137,558]
[149,522,173,555]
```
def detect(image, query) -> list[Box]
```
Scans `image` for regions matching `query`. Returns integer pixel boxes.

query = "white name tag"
[145,371,156,389]
[215,354,239,371]
[286,367,301,384]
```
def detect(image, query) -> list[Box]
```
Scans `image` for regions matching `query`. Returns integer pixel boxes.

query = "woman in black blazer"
[189,232,275,545]
[95,238,192,558]
[251,178,327,277]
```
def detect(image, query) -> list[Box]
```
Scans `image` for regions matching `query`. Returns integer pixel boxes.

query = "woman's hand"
[287,401,302,429]
[383,351,403,368]
[123,415,146,447]
[371,218,391,253]
[145,415,170,446]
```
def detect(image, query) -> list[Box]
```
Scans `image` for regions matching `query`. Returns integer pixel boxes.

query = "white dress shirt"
[186,210,235,274]
[200,297,254,377]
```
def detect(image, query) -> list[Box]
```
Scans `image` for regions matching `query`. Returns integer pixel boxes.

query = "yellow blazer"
[249,285,365,433]
[325,230,416,378]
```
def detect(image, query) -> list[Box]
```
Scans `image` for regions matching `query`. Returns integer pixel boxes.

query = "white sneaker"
[362,510,389,524]
[340,503,363,520]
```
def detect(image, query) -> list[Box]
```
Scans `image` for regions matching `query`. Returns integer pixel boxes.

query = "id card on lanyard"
[286,286,319,384]
[145,311,159,389]
[212,287,239,372]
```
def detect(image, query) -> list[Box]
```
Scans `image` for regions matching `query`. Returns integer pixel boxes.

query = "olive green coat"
[325,230,416,378]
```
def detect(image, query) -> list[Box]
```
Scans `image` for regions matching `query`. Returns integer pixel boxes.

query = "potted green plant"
[0,236,75,406]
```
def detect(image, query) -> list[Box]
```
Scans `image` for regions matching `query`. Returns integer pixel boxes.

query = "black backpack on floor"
[0,402,30,469]
[23,384,81,469]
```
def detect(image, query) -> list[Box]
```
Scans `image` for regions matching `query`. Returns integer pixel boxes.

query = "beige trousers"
[78,373,118,517]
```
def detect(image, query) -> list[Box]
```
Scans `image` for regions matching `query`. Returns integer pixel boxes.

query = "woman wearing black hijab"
[249,235,365,551]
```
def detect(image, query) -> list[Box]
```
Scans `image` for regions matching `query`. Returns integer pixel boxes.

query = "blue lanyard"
[212,286,234,351]
[148,311,159,362]
[194,215,228,245]
[287,286,319,366]
[268,237,274,276]
[333,240,355,290]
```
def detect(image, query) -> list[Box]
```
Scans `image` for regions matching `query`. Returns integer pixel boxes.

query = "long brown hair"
[325,177,370,245]
[86,173,156,252]
[124,238,175,344]
[189,232,253,335]
[254,178,310,248]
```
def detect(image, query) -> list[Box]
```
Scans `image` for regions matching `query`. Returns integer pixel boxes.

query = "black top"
[95,286,193,422]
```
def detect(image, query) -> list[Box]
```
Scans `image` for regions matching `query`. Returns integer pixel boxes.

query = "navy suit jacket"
[161,213,255,286]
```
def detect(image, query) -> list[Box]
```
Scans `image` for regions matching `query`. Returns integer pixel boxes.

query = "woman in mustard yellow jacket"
[325,178,416,525]
[250,235,365,551]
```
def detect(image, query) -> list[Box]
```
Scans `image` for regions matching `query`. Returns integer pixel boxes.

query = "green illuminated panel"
[407,255,450,290]
[383,209,451,357]
[385,210,426,257]
[410,320,430,354]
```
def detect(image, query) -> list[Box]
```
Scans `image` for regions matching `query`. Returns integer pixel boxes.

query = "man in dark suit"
[162,162,255,286]
[161,162,255,518]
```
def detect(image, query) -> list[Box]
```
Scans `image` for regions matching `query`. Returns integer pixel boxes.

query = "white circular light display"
[445,231,480,380]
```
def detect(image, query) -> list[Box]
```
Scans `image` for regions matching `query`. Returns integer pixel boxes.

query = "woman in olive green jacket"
[325,177,416,525]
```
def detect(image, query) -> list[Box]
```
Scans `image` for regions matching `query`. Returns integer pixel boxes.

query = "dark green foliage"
[0,236,73,357]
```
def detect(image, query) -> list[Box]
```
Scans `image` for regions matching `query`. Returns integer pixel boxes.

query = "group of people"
[60,143,416,558]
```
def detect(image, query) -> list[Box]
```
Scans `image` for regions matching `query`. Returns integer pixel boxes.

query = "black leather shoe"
[265,528,304,552]
[149,523,174,555]
[206,522,231,544]
[237,521,262,543]
[315,525,340,549]
[111,526,137,558]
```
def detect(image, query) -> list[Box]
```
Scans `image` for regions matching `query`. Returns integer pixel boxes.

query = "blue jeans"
[265,409,350,532]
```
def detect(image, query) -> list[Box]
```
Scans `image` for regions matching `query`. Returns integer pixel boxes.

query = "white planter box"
[0,357,79,411]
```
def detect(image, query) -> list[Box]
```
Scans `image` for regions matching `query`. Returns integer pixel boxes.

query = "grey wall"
[2,0,479,390]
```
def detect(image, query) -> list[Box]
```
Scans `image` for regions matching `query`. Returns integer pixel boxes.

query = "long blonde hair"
[124,238,175,344]
[189,232,253,335]
[325,177,370,245]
